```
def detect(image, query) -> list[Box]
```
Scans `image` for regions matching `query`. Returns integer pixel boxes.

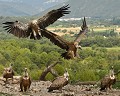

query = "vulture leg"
[109,85,113,92]
[32,29,37,40]
[20,83,23,92]
[109,85,112,90]
[36,34,41,40]
[5,78,8,83]
[24,86,27,92]
[28,79,31,89]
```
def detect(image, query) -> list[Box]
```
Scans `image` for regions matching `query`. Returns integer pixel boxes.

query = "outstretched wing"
[3,21,32,38]
[41,29,69,50]
[37,4,70,29]
[74,17,88,43]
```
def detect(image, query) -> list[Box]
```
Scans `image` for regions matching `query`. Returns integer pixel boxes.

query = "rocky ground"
[0,76,120,96]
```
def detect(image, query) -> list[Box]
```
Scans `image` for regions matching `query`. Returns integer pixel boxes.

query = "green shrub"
[45,72,54,81]
[0,64,4,76]
[30,69,42,80]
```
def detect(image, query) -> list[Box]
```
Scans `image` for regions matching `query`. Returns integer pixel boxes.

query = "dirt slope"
[0,76,120,96]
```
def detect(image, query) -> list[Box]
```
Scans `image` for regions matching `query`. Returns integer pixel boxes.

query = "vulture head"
[64,68,69,81]
[24,68,29,77]
[109,66,115,79]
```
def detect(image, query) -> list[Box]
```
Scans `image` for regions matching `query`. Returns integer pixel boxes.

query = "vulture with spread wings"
[40,17,88,59]
[3,5,70,40]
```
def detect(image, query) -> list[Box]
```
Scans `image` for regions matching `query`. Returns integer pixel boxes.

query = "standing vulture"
[3,63,15,83]
[100,66,116,91]
[48,69,69,92]
[3,5,70,40]
[40,17,88,59]
[20,68,31,92]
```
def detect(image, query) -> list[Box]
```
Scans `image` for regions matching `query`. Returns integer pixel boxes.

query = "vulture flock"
[2,4,118,94]
[3,4,88,59]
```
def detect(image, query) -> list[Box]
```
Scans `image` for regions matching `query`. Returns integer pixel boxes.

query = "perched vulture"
[3,5,70,40]
[3,63,14,83]
[20,68,31,92]
[40,17,88,59]
[48,69,69,92]
[100,66,116,91]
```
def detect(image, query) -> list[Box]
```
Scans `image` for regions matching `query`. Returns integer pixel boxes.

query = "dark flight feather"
[3,5,70,39]
[41,29,69,50]
[37,4,70,29]
[40,17,88,59]
[41,17,88,50]
[74,17,88,43]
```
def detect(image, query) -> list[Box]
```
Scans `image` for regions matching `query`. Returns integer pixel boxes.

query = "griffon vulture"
[48,69,69,92]
[100,66,116,91]
[20,68,31,92]
[40,17,88,59]
[3,5,70,40]
[3,63,14,83]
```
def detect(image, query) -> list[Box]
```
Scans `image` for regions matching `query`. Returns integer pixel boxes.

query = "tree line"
[0,33,120,86]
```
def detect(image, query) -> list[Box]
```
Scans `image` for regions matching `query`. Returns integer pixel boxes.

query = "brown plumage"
[3,5,70,40]
[3,63,14,83]
[20,68,31,92]
[100,66,116,91]
[40,17,88,59]
[48,69,69,92]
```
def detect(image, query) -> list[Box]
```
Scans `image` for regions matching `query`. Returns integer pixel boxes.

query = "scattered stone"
[0,77,120,96]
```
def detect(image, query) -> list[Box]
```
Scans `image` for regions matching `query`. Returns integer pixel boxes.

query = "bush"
[30,69,42,80]
[0,65,4,75]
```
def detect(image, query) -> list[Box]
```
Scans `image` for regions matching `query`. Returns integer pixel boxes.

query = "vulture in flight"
[40,17,88,59]
[48,69,69,92]
[3,5,70,40]
[20,68,31,92]
[100,66,116,91]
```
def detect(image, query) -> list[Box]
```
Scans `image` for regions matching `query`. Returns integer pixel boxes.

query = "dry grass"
[47,27,80,36]
[47,27,120,36]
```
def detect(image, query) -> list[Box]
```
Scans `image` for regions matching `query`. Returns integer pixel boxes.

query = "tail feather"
[47,87,53,92]
[48,89,53,92]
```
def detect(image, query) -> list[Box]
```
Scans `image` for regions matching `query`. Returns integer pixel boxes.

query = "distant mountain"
[65,0,120,18]
[40,0,120,18]
[0,0,67,16]
[0,1,33,16]
[1,0,120,18]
